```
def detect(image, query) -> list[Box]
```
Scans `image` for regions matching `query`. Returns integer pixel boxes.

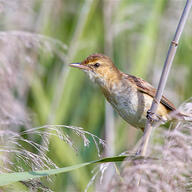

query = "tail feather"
[172,111,192,122]
[177,99,192,122]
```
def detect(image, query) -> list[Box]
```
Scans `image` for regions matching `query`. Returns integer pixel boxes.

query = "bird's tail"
[172,98,192,122]
[174,111,192,122]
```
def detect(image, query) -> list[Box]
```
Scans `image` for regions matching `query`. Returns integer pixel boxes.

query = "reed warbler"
[70,54,187,131]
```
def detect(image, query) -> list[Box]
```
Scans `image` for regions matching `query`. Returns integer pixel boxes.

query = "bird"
[70,53,186,131]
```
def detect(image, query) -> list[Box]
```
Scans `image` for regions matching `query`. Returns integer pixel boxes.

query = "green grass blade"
[0,155,131,186]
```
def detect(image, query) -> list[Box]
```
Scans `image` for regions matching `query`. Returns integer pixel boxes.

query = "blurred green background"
[0,0,192,191]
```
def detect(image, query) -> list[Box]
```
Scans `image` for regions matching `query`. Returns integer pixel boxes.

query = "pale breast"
[104,86,169,129]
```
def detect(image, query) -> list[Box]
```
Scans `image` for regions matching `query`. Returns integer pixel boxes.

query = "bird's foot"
[147,110,160,122]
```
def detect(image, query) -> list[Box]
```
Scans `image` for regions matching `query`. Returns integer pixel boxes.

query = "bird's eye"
[93,63,100,68]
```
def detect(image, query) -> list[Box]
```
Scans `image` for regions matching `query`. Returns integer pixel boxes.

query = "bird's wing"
[125,74,176,111]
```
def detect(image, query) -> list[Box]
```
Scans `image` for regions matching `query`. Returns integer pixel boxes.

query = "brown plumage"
[70,53,181,131]
[125,74,176,111]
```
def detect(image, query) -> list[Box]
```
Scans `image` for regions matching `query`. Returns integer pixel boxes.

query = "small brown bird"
[70,54,185,131]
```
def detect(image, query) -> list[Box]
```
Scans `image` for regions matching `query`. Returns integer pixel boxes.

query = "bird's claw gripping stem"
[146,110,160,122]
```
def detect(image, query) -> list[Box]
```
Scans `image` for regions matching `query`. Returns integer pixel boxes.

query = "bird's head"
[70,54,120,87]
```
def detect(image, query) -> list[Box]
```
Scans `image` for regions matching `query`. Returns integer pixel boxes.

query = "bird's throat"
[98,69,123,95]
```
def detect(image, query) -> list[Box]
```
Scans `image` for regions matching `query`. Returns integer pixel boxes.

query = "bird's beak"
[69,63,89,70]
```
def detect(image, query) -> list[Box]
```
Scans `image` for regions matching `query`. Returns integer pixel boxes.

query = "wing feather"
[125,74,176,111]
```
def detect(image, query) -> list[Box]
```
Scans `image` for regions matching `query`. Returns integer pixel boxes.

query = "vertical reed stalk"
[138,0,192,156]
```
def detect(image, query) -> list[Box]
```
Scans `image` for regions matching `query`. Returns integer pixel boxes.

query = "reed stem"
[138,0,192,156]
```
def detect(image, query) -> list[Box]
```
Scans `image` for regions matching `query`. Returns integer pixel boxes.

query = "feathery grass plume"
[0,31,67,126]
[0,29,106,191]
[0,125,105,191]
[0,11,99,189]
[0,30,68,169]
[103,99,192,192]
[22,125,105,156]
